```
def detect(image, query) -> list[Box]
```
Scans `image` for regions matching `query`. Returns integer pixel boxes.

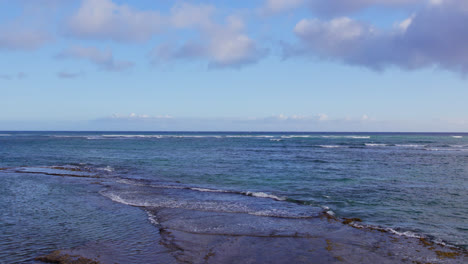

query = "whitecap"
[242,191,286,201]
[280,135,312,139]
[347,136,371,139]
[385,228,422,239]
[145,210,159,225]
[318,145,342,148]
[102,135,163,138]
[226,135,274,138]
[365,143,387,147]
[190,187,229,193]
[395,144,423,148]
[97,166,114,172]
[321,135,370,139]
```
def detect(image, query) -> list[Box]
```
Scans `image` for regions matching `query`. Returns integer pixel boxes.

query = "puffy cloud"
[0,0,68,51]
[150,5,267,69]
[286,0,468,74]
[57,71,84,79]
[64,1,265,68]
[56,46,134,71]
[65,0,164,42]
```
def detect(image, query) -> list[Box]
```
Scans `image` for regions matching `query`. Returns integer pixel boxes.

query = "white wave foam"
[190,187,229,193]
[395,144,423,148]
[451,136,463,138]
[386,228,422,239]
[226,135,274,138]
[86,136,102,140]
[97,166,114,172]
[102,135,163,138]
[320,206,335,216]
[50,135,87,138]
[318,145,342,148]
[145,210,159,225]
[423,148,465,151]
[100,191,142,207]
[280,135,312,139]
[101,191,302,218]
[166,135,222,138]
[243,191,286,201]
[103,134,226,139]
[322,135,370,139]
[365,143,387,147]
[270,139,282,141]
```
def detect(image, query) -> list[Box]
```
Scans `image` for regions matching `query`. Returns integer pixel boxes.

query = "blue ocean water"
[0,131,467,262]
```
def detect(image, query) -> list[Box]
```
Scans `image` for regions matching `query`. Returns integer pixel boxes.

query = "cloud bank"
[286,0,468,74]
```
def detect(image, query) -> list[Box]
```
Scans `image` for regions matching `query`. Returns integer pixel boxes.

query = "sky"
[1,0,467,131]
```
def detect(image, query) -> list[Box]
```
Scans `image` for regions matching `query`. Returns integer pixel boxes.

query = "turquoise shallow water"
[0,131,467,260]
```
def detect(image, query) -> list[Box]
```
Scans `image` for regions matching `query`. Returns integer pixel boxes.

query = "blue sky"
[1,0,467,131]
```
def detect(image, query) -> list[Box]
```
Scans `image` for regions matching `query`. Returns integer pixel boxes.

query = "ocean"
[0,132,467,263]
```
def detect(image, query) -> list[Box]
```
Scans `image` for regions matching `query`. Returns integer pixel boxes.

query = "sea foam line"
[365,143,387,147]
[117,178,287,202]
[318,145,342,148]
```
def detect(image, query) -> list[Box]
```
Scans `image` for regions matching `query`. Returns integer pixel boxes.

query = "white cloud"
[397,15,415,32]
[292,17,374,58]
[66,0,164,42]
[316,113,329,121]
[150,5,267,69]
[286,0,468,74]
[65,1,266,68]
[56,46,134,72]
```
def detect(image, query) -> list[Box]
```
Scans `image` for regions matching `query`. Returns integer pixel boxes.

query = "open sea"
[0,131,467,263]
